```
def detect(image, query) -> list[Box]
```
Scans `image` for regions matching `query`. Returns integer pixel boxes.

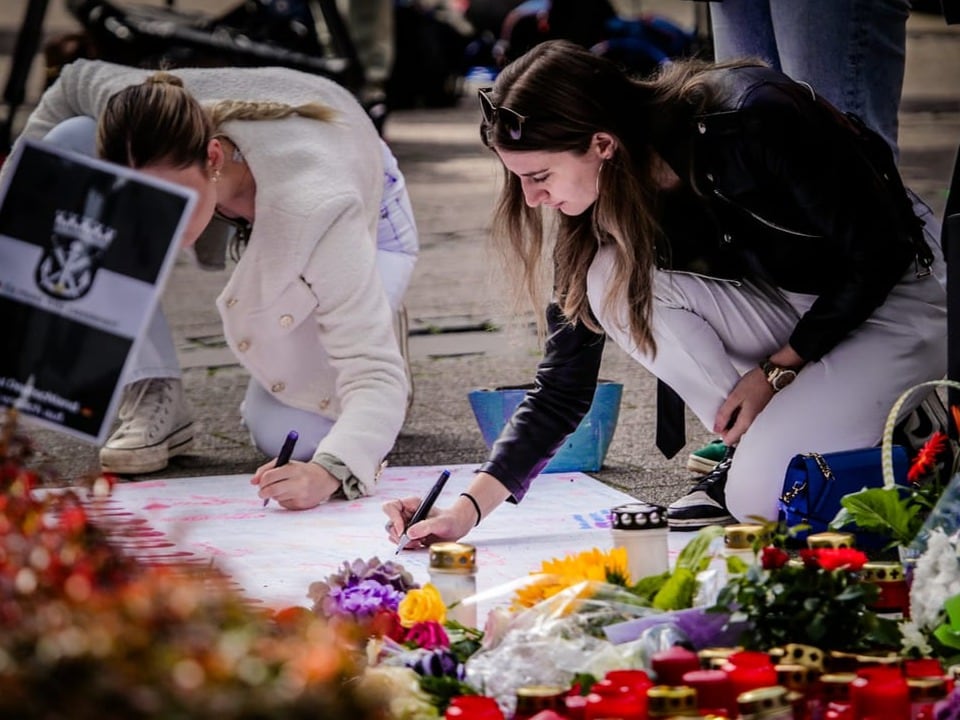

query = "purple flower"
[935,688,960,720]
[329,579,403,619]
[409,649,465,679]
[308,557,418,621]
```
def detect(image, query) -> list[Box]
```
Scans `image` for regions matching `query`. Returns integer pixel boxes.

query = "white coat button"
[279,314,294,328]
[271,382,286,393]
[237,340,250,352]
[226,297,238,308]
[319,398,330,410]
[697,121,706,134]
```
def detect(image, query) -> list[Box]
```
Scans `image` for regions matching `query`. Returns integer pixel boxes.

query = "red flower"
[369,608,406,642]
[403,620,450,650]
[908,431,949,484]
[799,548,867,572]
[271,606,314,629]
[761,546,790,570]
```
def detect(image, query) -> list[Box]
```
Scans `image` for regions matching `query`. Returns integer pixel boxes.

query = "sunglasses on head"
[478,87,528,141]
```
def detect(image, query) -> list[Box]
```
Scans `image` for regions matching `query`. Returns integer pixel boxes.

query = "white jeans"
[586,200,947,522]
[42,116,418,460]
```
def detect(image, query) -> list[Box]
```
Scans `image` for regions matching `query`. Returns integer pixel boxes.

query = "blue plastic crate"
[467,380,623,472]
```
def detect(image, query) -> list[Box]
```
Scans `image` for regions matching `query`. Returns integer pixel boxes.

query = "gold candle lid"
[781,643,825,670]
[699,647,741,668]
[861,561,905,583]
[647,685,698,717]
[908,677,947,701]
[806,531,856,549]
[826,650,861,673]
[723,523,768,550]
[819,673,856,702]
[737,686,790,715]
[514,684,566,713]
[854,651,902,668]
[775,663,818,690]
[428,542,476,573]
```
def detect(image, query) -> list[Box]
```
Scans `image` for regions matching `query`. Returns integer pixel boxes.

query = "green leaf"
[834,585,865,602]
[418,676,480,712]
[933,595,960,650]
[831,487,919,544]
[630,571,671,603]
[571,673,599,695]
[933,625,960,651]
[675,525,724,571]
[726,555,750,576]
[653,566,697,610]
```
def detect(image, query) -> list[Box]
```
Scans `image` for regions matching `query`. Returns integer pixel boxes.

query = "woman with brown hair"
[385,39,945,541]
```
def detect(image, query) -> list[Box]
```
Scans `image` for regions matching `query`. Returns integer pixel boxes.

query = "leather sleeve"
[479,302,605,502]
[739,86,917,361]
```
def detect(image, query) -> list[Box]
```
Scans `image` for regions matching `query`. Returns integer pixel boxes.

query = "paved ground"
[3,1,960,512]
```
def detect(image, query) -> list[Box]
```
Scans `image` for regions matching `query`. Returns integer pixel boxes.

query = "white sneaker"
[99,378,194,474]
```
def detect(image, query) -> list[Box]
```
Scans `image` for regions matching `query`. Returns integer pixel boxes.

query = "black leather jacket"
[480,65,933,502]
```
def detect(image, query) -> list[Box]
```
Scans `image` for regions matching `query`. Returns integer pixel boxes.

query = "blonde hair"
[483,40,763,356]
[97,70,336,171]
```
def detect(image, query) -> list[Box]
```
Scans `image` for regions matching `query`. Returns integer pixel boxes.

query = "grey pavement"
[4,2,960,512]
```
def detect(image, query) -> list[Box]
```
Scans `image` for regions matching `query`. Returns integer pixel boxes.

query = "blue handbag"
[778,446,909,547]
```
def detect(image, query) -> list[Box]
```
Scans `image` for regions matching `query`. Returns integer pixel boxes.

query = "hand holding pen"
[252,431,341,510]
[385,469,488,551]
[263,431,298,507]
[393,469,450,554]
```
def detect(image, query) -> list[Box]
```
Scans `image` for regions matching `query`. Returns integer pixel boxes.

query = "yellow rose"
[397,583,446,627]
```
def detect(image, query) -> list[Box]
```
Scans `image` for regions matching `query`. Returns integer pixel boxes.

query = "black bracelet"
[459,492,482,527]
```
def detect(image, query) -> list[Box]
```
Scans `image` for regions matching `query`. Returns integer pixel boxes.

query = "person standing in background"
[702,0,909,159]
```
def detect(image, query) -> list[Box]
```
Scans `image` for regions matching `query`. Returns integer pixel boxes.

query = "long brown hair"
[481,40,762,355]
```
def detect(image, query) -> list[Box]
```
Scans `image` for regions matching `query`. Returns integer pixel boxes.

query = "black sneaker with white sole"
[667,454,737,531]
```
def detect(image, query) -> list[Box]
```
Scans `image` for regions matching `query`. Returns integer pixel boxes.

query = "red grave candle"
[583,678,646,720]
[651,645,701,686]
[605,670,654,696]
[683,668,737,718]
[564,693,588,720]
[722,650,778,698]
[850,668,909,720]
[445,695,505,720]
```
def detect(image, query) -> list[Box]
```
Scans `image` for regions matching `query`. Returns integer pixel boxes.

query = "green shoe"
[687,439,728,475]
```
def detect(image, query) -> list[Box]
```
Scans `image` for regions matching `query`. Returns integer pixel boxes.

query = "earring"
[211,167,222,184]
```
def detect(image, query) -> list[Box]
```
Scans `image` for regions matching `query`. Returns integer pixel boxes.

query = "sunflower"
[512,547,630,609]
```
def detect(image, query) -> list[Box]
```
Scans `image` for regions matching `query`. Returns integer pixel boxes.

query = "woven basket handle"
[881,379,960,488]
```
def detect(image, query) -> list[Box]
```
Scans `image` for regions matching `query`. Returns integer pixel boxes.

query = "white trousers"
[586,199,947,522]
[42,116,418,460]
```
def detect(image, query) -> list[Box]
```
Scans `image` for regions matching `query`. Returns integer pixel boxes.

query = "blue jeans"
[709,0,909,159]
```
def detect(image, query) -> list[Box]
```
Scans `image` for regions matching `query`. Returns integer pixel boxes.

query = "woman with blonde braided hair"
[12,60,419,509]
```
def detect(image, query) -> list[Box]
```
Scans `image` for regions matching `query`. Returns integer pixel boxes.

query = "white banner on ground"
[80,465,692,621]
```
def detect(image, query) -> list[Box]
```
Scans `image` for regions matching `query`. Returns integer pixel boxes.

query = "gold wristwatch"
[760,358,798,392]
